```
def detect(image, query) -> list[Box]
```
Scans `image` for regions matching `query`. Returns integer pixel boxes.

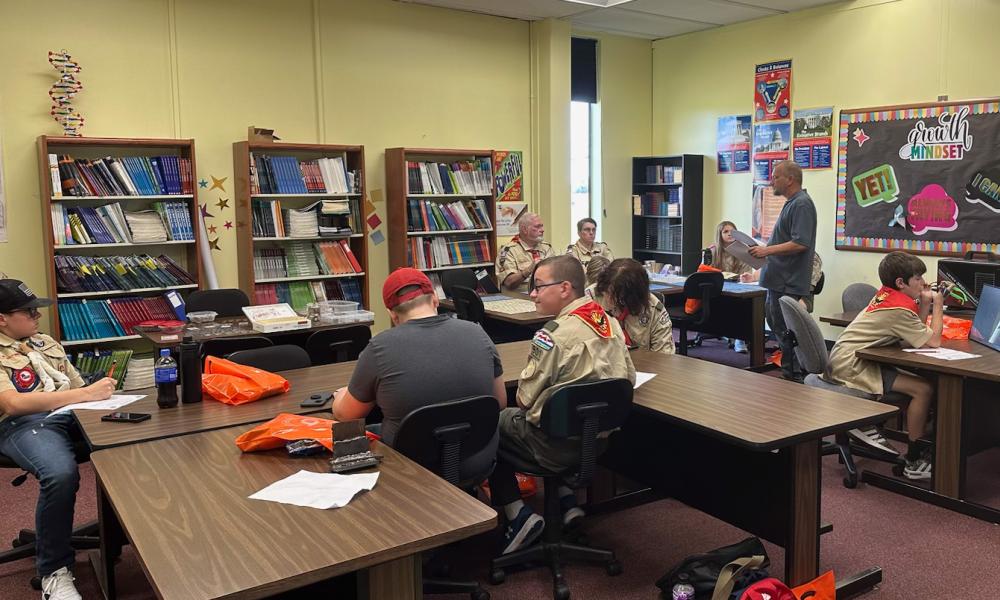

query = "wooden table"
[603,350,896,587]
[822,309,975,328]
[439,292,551,326]
[90,425,497,600]
[856,339,1000,522]
[137,316,373,347]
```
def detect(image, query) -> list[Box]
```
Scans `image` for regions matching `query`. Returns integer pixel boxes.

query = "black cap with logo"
[0,279,54,313]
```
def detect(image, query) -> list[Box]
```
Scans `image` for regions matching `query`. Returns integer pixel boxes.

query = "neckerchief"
[865,286,919,315]
[570,301,613,339]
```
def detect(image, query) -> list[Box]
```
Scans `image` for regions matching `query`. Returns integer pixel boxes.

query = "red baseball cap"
[382,268,435,310]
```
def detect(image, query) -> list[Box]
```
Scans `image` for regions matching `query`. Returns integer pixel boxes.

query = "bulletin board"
[836,99,1000,255]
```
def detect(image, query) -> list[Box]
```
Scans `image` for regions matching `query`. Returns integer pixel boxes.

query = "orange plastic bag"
[686,264,722,314]
[926,314,972,340]
[234,413,378,453]
[791,570,835,600]
[201,355,290,405]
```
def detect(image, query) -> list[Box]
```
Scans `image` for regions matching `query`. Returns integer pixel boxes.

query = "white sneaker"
[41,567,82,600]
[904,450,933,481]
[848,427,899,456]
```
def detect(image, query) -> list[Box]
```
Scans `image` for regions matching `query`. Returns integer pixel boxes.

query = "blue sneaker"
[501,505,545,555]
[733,339,748,354]
[560,493,585,529]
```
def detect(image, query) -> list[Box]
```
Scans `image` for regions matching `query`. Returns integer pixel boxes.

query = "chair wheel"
[489,568,506,585]
[31,576,41,591]
[843,474,858,489]
[606,560,623,576]
[472,587,490,600]
[554,581,571,599]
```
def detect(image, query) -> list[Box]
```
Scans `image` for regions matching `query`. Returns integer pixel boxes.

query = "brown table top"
[856,339,1000,382]
[821,309,975,328]
[138,316,373,347]
[90,425,497,600]
[651,280,767,298]
[627,350,896,450]
[439,292,552,325]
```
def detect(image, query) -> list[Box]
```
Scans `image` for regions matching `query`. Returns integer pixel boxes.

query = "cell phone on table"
[101,412,151,423]
[301,392,333,408]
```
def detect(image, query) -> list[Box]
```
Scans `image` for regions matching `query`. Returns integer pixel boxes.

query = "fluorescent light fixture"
[562,0,636,7]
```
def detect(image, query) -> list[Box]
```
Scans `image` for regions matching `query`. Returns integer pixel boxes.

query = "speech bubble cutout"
[907,184,958,235]
[965,171,1000,213]
[851,164,898,207]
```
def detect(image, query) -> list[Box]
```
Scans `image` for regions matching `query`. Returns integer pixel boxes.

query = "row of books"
[252,199,360,238]
[642,220,684,252]
[634,191,681,217]
[59,295,179,340]
[70,348,133,389]
[406,159,492,196]
[253,240,363,279]
[407,236,492,269]
[253,278,364,311]
[50,154,193,198]
[51,201,193,245]
[406,198,492,232]
[55,254,195,294]
[250,153,358,195]
[643,165,684,184]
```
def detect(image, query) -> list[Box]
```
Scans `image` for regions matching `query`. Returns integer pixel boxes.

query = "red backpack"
[739,578,797,600]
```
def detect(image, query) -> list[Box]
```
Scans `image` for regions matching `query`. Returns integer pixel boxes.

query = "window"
[570,38,601,237]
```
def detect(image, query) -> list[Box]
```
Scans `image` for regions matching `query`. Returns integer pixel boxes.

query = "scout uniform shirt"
[496,236,554,288]
[613,293,675,355]
[518,296,636,425]
[566,240,613,266]
[824,286,933,396]
[0,332,85,420]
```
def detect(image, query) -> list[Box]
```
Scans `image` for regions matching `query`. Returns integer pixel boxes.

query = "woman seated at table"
[594,258,674,354]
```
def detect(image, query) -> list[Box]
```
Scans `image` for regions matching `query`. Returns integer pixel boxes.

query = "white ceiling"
[395,0,842,39]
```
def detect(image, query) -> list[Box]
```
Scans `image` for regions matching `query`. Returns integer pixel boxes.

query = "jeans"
[765,290,804,379]
[0,412,81,577]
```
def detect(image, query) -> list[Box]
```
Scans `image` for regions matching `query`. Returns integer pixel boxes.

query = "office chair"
[778,296,907,488]
[490,378,633,600]
[665,271,724,355]
[200,336,272,361]
[393,395,500,600]
[227,344,311,371]
[842,282,878,313]
[451,286,487,325]
[185,288,251,317]
[441,268,480,298]
[304,326,371,365]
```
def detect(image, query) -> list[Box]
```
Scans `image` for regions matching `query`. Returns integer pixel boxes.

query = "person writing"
[594,258,674,354]
[496,213,553,290]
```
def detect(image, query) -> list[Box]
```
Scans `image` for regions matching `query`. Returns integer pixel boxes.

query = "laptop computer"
[969,284,1000,352]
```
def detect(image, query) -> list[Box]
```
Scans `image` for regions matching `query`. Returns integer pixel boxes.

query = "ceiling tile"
[395,0,591,20]
[624,0,779,25]
[730,0,840,11]
[570,7,716,38]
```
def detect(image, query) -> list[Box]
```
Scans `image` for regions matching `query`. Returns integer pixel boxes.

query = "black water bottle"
[154,349,179,408]
[179,336,202,404]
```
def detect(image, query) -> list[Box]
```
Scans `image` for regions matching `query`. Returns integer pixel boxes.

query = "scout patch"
[570,301,612,338]
[30,337,45,348]
[866,286,918,315]
[532,329,555,351]
[11,367,38,392]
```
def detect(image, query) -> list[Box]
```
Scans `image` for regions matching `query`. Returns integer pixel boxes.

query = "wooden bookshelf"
[233,140,369,310]
[631,154,704,275]
[37,135,203,345]
[385,148,497,285]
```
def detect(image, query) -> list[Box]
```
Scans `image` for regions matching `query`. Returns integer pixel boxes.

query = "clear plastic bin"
[187,311,218,323]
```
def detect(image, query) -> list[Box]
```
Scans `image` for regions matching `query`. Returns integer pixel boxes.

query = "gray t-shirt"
[759,189,817,295]
[348,314,503,446]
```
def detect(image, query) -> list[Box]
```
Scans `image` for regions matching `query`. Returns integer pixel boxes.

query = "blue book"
[123,158,150,195]
[150,157,168,195]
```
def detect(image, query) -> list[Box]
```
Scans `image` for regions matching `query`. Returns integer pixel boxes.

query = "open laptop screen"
[969,284,1000,352]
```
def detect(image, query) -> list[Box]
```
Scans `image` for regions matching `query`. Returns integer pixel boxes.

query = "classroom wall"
[651,0,1000,334]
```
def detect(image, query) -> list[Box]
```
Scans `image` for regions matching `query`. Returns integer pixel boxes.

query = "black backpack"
[655,536,770,599]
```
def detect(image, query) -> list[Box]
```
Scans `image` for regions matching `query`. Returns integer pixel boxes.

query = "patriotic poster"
[793,107,834,170]
[752,184,787,241]
[754,60,792,122]
[752,122,791,182]
[837,100,1000,255]
[717,115,752,173]
[492,150,523,202]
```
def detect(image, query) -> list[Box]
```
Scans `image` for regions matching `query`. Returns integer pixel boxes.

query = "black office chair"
[451,286,487,325]
[393,396,499,600]
[201,336,272,361]
[441,268,480,298]
[490,379,633,599]
[305,326,371,365]
[779,296,907,487]
[665,271,724,355]
[186,288,250,317]
[227,344,311,371]
[842,282,878,313]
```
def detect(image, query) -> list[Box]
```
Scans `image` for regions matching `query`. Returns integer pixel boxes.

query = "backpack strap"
[711,555,768,600]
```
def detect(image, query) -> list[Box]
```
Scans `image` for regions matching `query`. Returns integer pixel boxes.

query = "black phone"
[101,412,151,423]
[301,392,333,408]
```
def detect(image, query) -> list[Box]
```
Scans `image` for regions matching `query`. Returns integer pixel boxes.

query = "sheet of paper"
[50,394,146,417]
[249,470,379,510]
[725,240,766,269]
[634,372,657,389]
[732,229,762,247]
[903,348,981,361]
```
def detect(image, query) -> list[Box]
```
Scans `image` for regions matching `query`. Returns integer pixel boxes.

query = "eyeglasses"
[531,280,565,293]
[5,308,41,319]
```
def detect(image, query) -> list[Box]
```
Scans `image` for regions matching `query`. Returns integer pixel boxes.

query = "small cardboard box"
[242,303,310,333]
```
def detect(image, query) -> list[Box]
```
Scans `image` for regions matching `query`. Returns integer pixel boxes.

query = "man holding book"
[496,212,554,290]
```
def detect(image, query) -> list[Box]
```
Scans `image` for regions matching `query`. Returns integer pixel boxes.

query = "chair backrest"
[451,286,486,324]
[393,396,500,486]
[841,282,877,312]
[186,288,251,317]
[441,269,478,298]
[227,344,311,371]
[305,326,372,365]
[778,296,828,375]
[683,271,724,324]
[200,336,273,360]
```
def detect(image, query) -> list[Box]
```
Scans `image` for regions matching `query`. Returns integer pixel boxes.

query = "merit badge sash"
[866,286,918,315]
[570,301,613,339]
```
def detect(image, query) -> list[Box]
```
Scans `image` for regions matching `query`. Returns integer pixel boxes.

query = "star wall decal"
[209,175,228,192]
[209,237,220,251]
[224,220,233,230]
[200,203,214,219]
[215,197,230,209]
[853,127,870,147]
[208,224,217,234]
[198,179,208,188]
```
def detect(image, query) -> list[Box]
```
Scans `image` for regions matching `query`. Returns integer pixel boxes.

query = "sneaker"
[904,449,933,481]
[560,493,585,529]
[848,427,900,456]
[733,339,748,354]
[41,567,81,600]
[501,505,544,555]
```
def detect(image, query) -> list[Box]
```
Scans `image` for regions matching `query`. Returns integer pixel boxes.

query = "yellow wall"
[652,0,1000,334]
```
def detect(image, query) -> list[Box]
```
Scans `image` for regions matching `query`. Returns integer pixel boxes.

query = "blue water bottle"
[155,349,179,408]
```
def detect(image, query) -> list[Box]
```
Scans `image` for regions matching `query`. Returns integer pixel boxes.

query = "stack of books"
[644,165,683,184]
[406,159,492,195]
[124,210,169,243]
[120,355,154,391]
[59,294,178,340]
[70,348,133,388]
[406,198,492,232]
[407,236,492,269]
[54,254,195,294]
[637,191,681,217]
[253,278,364,311]
[250,154,358,195]
[51,203,131,245]
[49,154,193,198]
[151,201,194,240]
[253,240,363,279]
[253,199,360,238]
[252,199,287,237]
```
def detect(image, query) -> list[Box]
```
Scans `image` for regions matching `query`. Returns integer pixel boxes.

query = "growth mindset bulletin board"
[837,99,1000,255]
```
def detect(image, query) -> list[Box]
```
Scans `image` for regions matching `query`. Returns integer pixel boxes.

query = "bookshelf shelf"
[406,228,493,236]
[422,262,493,272]
[62,334,143,347]
[407,193,490,199]
[58,284,199,299]
[632,155,703,275]
[55,240,196,249]
[51,194,195,201]
[233,139,369,310]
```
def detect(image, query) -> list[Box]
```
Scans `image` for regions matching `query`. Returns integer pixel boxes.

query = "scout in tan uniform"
[595,258,674,354]
[824,252,941,481]
[0,279,116,600]
[566,217,614,266]
[487,256,635,555]
[496,212,554,290]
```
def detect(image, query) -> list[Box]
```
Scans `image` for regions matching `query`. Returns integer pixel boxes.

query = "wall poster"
[752,122,791,182]
[492,150,523,202]
[752,184,787,242]
[754,60,792,122]
[717,115,752,173]
[837,99,1000,255]
[792,107,833,170]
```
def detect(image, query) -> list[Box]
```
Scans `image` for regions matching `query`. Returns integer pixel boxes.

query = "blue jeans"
[0,412,81,577]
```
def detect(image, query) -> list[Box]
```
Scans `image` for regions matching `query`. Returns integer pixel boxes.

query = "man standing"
[0,279,116,600]
[332,268,506,477]
[496,212,553,290]
[749,160,817,381]
[566,218,613,266]
[488,256,635,554]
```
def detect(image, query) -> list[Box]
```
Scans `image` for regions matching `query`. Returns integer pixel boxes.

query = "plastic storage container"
[187,311,218,323]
